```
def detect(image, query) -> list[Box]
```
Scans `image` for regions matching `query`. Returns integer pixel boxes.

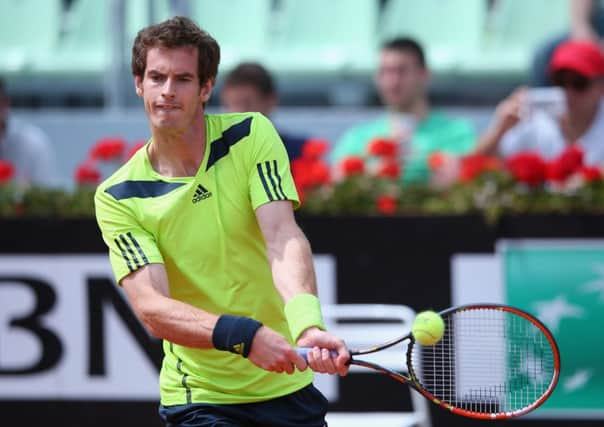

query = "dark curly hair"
[131,16,220,85]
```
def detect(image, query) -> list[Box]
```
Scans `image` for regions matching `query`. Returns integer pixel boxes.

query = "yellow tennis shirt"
[94,112,313,405]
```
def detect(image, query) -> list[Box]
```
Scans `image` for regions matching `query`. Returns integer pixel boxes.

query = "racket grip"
[296,347,338,361]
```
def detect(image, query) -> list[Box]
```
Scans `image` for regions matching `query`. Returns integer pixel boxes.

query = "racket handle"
[296,347,339,361]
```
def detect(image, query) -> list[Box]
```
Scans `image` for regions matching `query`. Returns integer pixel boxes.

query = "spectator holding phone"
[476,40,604,165]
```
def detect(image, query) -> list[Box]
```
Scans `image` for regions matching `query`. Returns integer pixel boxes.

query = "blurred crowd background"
[1,0,604,196]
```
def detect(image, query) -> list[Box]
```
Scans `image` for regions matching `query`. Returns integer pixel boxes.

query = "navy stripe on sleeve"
[114,238,134,272]
[119,234,141,268]
[264,161,283,201]
[271,160,287,200]
[257,162,274,201]
[127,232,149,264]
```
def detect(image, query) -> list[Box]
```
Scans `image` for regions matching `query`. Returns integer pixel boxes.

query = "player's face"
[376,49,429,110]
[220,84,276,116]
[135,46,212,131]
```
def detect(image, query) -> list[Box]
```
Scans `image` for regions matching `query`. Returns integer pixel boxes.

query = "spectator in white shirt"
[0,78,59,187]
[476,40,604,166]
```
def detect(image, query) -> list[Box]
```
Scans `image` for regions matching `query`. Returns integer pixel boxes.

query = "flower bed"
[1,137,604,222]
[292,139,604,223]
[0,137,143,217]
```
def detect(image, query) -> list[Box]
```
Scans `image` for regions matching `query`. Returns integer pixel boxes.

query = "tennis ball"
[412,310,445,346]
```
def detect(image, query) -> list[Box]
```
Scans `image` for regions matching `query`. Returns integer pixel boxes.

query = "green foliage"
[0,186,96,218]
[298,171,604,224]
[2,176,604,223]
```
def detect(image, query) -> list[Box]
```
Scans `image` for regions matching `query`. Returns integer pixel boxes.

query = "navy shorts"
[159,384,328,427]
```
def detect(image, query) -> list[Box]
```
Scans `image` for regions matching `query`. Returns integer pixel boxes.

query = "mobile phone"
[523,87,566,117]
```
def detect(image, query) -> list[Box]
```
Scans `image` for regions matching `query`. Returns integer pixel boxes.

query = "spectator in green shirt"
[331,37,476,183]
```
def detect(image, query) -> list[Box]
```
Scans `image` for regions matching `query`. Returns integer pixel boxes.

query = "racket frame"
[345,303,561,420]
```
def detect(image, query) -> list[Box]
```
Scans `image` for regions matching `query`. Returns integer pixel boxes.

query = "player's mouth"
[155,103,181,111]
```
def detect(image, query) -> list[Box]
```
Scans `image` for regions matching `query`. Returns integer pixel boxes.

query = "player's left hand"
[296,327,350,376]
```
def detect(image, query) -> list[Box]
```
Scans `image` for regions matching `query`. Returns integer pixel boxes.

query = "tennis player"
[94,16,349,427]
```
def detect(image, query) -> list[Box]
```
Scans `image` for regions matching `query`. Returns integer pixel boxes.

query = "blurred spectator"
[330,37,476,183]
[0,78,59,187]
[220,62,306,161]
[532,0,604,86]
[476,40,604,165]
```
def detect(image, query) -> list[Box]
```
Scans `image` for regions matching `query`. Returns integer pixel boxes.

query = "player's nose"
[161,78,176,99]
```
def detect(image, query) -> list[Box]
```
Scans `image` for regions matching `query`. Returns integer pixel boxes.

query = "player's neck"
[148,111,207,177]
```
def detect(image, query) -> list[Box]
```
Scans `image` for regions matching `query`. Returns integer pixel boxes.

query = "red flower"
[305,161,330,187]
[291,158,330,190]
[125,141,146,160]
[0,160,15,184]
[291,159,312,189]
[428,152,447,171]
[90,137,126,161]
[459,154,500,182]
[301,138,329,160]
[340,156,365,176]
[74,162,101,186]
[376,195,397,215]
[505,152,547,186]
[580,165,602,182]
[546,145,584,183]
[376,160,401,179]
[367,138,398,158]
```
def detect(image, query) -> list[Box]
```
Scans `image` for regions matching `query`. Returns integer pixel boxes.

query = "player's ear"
[199,78,214,104]
[134,75,144,97]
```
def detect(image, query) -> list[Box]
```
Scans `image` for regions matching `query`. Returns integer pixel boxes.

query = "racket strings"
[410,308,557,416]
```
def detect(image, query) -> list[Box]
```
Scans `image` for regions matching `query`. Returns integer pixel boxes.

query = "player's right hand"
[248,326,307,374]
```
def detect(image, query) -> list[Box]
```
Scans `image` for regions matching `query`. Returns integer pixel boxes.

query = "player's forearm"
[267,222,318,302]
[135,293,218,348]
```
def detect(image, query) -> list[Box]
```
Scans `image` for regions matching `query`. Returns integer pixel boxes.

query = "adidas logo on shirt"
[192,184,212,203]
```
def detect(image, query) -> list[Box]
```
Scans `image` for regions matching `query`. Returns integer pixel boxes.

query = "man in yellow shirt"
[95,16,348,427]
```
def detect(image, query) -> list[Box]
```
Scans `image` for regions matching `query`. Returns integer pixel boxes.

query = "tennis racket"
[299,303,560,420]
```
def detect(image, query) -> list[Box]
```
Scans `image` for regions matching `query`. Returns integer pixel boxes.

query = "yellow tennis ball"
[412,310,445,346]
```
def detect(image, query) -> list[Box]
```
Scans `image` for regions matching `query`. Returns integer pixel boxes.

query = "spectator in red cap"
[475,40,604,165]
[531,0,604,86]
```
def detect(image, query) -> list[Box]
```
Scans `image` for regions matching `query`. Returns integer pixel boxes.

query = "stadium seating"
[265,0,379,76]
[125,0,175,61]
[33,0,110,76]
[461,0,569,77]
[0,0,572,105]
[380,0,487,74]
[190,0,272,72]
[0,0,62,76]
